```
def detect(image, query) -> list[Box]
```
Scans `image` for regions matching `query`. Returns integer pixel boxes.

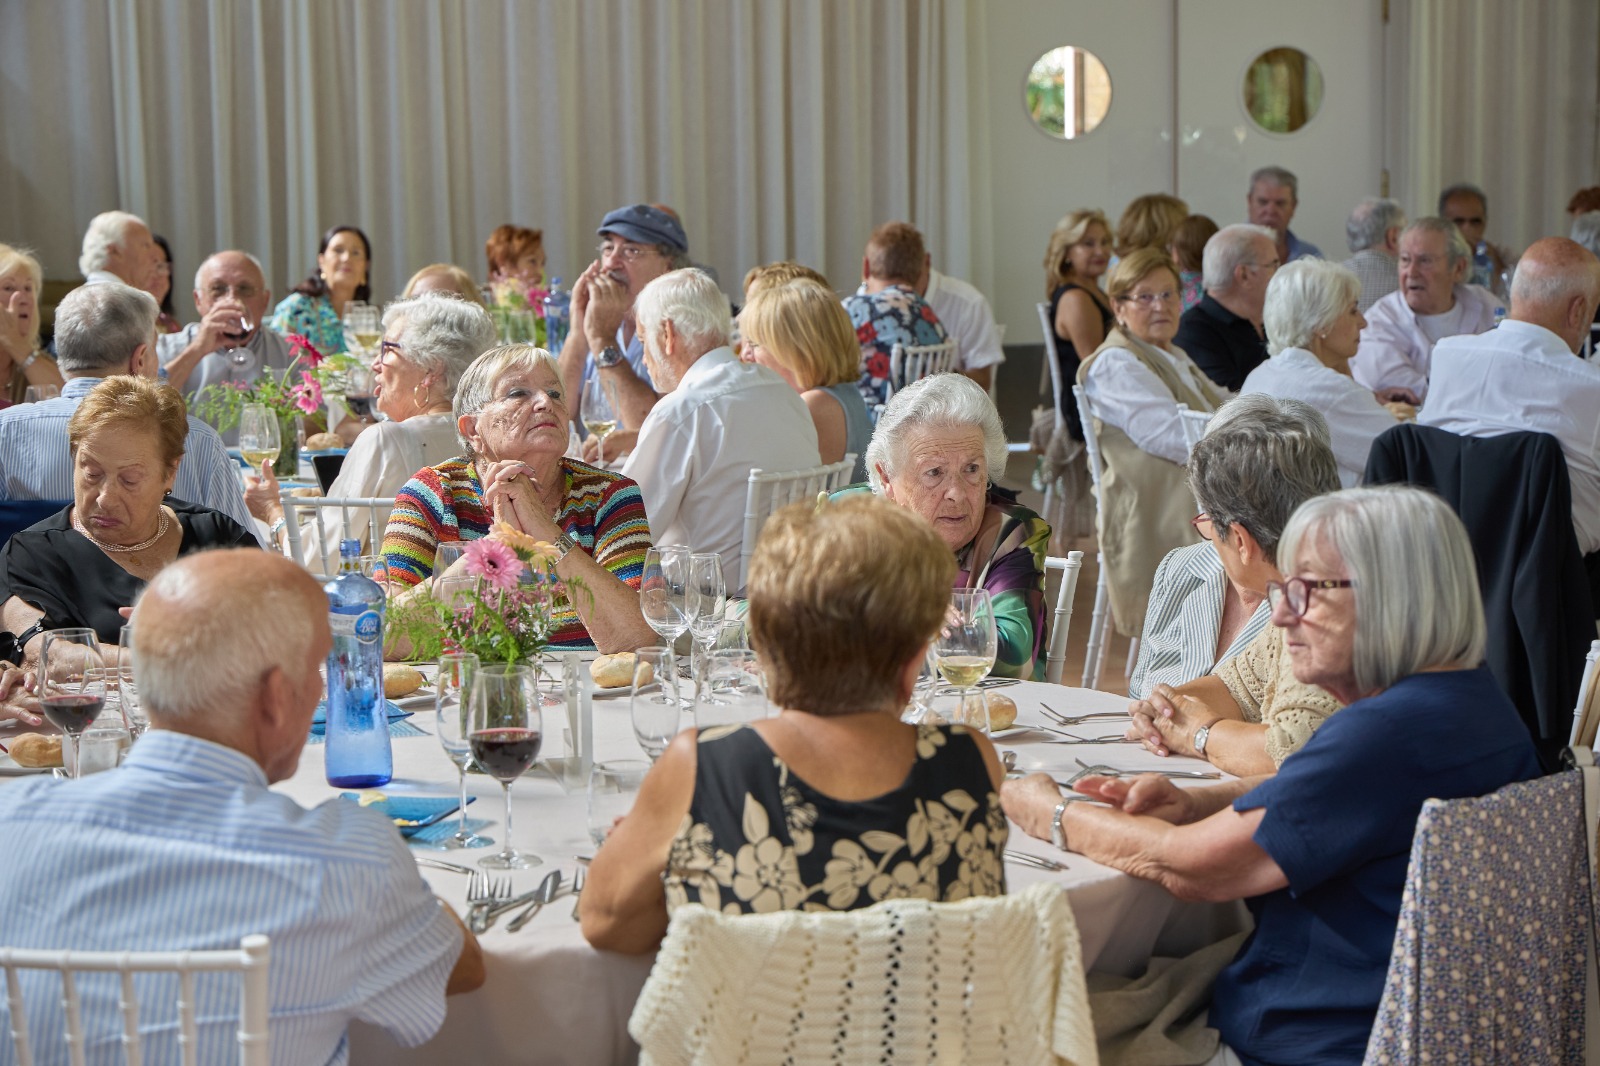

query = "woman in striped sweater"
[382,344,657,653]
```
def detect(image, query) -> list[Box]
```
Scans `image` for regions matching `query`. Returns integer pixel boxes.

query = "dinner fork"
[1039,703,1130,727]
[1035,723,1139,745]
[1067,760,1221,785]
[466,871,513,907]
[568,866,586,922]
[1005,851,1069,872]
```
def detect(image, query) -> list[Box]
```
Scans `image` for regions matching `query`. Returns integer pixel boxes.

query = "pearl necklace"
[73,508,171,553]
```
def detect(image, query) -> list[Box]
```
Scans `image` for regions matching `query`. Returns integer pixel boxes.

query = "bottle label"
[330,609,383,645]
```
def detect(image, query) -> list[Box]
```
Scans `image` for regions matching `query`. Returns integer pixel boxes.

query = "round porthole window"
[1025,46,1112,140]
[1243,47,1324,134]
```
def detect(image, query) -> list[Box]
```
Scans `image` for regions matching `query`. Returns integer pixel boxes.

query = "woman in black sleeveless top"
[1044,209,1116,440]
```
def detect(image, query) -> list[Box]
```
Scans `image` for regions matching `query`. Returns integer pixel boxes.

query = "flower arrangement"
[195,333,328,435]
[487,279,549,347]
[388,523,582,666]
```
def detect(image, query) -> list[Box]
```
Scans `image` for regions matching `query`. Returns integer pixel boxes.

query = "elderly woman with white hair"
[1241,260,1409,486]
[246,293,498,559]
[863,373,1049,679]
[1006,486,1541,1064]
[0,243,64,404]
[381,343,656,653]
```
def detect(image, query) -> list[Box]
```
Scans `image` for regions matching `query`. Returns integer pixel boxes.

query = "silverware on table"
[1039,704,1130,727]
[568,866,586,922]
[466,871,513,909]
[472,870,561,934]
[1066,759,1221,784]
[506,869,567,933]
[1005,851,1070,872]
[1036,723,1140,745]
[934,677,1021,697]
[414,856,476,877]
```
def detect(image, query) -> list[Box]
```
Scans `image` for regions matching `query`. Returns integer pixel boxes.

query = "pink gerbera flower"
[290,371,323,414]
[463,537,523,592]
[285,332,327,367]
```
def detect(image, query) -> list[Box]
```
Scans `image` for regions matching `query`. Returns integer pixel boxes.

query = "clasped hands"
[1126,684,1214,759]
[478,459,560,541]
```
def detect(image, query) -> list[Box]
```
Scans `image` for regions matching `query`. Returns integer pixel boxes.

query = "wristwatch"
[552,530,579,563]
[1193,721,1218,758]
[593,344,624,370]
[1049,798,1070,851]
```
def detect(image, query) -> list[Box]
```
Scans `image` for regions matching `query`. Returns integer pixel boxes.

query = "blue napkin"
[338,792,475,837]
[311,699,413,736]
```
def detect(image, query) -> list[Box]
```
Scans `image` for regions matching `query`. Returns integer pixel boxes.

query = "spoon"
[506,869,567,932]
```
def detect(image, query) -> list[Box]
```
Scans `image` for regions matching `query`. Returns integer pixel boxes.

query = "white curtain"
[0,0,991,320]
[1390,0,1600,253]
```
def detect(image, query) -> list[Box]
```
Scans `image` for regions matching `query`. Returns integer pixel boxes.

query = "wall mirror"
[1025,46,1112,140]
[1243,47,1324,133]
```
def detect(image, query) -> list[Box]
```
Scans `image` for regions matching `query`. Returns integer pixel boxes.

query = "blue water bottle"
[543,278,570,354]
[324,539,392,787]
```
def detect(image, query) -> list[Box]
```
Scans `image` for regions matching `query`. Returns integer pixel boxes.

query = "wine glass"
[587,759,651,847]
[640,545,691,682]
[238,404,281,476]
[697,649,767,728]
[432,652,493,851]
[583,372,619,452]
[344,364,377,421]
[221,307,256,370]
[935,589,998,734]
[630,647,682,761]
[115,622,147,737]
[468,663,542,869]
[39,628,105,778]
[343,302,381,355]
[686,553,726,702]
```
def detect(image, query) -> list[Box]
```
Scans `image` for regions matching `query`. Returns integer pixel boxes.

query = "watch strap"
[553,530,579,563]
[593,344,624,369]
[1193,720,1219,757]
[1049,798,1070,851]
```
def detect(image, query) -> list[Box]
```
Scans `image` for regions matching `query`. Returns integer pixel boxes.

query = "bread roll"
[10,733,62,768]
[304,432,344,451]
[984,693,1018,732]
[383,663,425,698]
[590,652,644,689]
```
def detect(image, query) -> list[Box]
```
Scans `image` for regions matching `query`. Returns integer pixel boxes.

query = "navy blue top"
[1211,666,1541,1066]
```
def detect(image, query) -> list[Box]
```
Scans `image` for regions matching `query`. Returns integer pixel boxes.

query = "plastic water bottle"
[324,539,392,787]
[1471,241,1494,290]
[543,278,571,355]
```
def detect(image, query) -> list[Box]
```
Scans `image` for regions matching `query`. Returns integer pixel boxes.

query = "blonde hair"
[1043,209,1111,296]
[748,495,955,714]
[402,263,487,307]
[452,344,562,455]
[1105,247,1181,304]
[1114,194,1189,258]
[743,261,830,300]
[68,375,188,468]
[737,280,858,389]
[0,244,43,348]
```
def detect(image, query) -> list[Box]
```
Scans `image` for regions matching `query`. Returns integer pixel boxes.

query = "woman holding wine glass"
[0,376,258,663]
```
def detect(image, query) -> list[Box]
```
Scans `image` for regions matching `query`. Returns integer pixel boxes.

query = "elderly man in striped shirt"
[0,549,483,1064]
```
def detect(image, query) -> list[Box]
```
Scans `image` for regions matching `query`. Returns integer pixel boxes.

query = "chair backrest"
[1043,552,1084,685]
[1363,773,1590,1065]
[0,500,68,547]
[2,935,270,1066]
[278,488,395,577]
[739,456,857,591]
[1037,302,1065,433]
[1176,404,1210,453]
[1070,385,1105,498]
[887,340,960,401]
[1571,639,1600,749]
[629,882,1096,1066]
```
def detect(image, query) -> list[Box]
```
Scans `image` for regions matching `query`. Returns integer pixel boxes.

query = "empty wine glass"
[935,589,998,734]
[630,647,682,761]
[23,385,58,403]
[640,546,691,684]
[238,404,282,476]
[696,649,767,729]
[468,663,542,869]
[686,553,727,702]
[39,628,105,778]
[583,372,620,451]
[587,759,650,847]
[432,652,492,851]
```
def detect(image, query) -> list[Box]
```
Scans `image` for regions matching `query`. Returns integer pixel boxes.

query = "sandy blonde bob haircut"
[1105,247,1182,305]
[1042,209,1112,296]
[68,375,188,470]
[748,494,955,715]
[738,279,859,390]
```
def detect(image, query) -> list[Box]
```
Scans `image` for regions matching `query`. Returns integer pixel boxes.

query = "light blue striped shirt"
[1129,541,1272,699]
[0,730,461,1066]
[0,376,258,537]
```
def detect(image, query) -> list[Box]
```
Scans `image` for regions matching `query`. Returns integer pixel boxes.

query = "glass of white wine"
[238,404,282,474]
[583,372,619,454]
[935,588,998,734]
[343,302,382,354]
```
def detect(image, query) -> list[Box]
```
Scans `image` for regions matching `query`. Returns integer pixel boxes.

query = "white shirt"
[1241,347,1399,487]
[1420,319,1600,554]
[923,270,1005,372]
[1350,284,1500,399]
[157,325,300,444]
[621,346,820,590]
[1082,343,1219,464]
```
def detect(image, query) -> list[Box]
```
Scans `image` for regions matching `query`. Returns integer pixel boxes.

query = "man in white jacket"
[1351,217,1500,402]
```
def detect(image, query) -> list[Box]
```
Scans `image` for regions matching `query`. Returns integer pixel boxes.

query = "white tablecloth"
[267,680,1249,1065]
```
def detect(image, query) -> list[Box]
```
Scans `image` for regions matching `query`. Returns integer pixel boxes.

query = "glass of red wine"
[344,365,376,421]
[39,628,106,779]
[468,662,542,870]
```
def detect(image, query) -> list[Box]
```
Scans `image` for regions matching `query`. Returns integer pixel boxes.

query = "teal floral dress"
[664,723,1006,915]
[269,292,345,355]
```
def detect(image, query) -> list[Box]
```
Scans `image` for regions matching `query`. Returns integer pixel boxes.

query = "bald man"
[0,550,483,1062]
[1421,237,1600,556]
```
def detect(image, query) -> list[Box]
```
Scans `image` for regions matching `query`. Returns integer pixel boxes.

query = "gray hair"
[382,292,497,402]
[193,250,266,294]
[635,268,733,354]
[1570,211,1600,259]
[1277,486,1485,695]
[1187,394,1338,563]
[1202,224,1277,292]
[865,373,1008,495]
[1404,217,1473,269]
[54,282,159,374]
[1438,182,1488,215]
[1263,259,1362,356]
[1345,197,1407,253]
[452,343,562,455]
[1248,166,1299,200]
[78,210,146,276]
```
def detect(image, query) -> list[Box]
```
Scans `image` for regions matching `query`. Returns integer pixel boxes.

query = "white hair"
[53,282,159,374]
[78,210,146,276]
[451,343,562,455]
[1263,259,1362,356]
[1404,217,1473,269]
[1345,198,1407,253]
[635,268,733,356]
[1202,224,1276,292]
[865,373,1008,494]
[382,292,497,401]
[132,560,318,724]
[1277,485,1485,695]
[193,250,266,294]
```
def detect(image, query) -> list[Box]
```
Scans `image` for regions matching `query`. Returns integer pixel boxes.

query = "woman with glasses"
[246,293,495,562]
[1005,486,1539,1065]
[1125,395,1342,776]
[1077,247,1230,638]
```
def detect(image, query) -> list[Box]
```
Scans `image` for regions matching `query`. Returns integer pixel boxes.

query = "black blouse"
[1049,282,1115,441]
[0,500,260,644]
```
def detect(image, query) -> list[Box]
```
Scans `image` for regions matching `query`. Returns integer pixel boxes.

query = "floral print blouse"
[664,722,1006,915]
[842,283,950,408]
[269,292,346,356]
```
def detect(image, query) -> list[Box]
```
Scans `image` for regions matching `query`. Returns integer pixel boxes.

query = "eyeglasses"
[378,340,407,362]
[596,242,660,262]
[1247,258,1281,273]
[1266,576,1354,620]
[1399,254,1442,270]
[1121,289,1179,307]
[204,282,260,301]
[1190,513,1215,541]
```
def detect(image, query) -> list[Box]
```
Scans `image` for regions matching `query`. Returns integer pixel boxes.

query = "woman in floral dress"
[579,494,1007,954]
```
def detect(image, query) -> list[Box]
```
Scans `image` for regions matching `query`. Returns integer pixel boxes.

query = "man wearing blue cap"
[559,204,690,458]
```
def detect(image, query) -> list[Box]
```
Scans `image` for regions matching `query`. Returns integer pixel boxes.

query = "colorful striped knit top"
[382,455,653,650]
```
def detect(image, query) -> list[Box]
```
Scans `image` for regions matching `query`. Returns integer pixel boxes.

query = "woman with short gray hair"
[1243,259,1407,486]
[246,292,498,561]
[863,373,1048,678]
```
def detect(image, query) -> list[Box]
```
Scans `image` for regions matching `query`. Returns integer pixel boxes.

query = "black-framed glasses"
[378,339,406,362]
[1190,513,1215,542]
[596,241,660,262]
[1266,577,1354,619]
